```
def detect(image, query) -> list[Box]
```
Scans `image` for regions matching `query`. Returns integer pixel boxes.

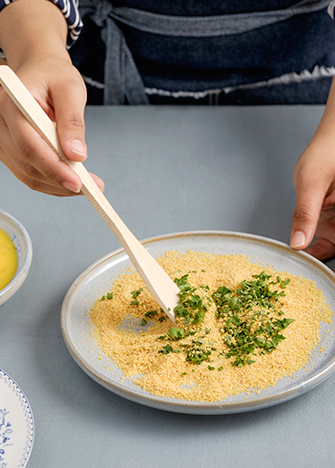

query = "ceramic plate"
[0,370,34,467]
[0,209,33,306]
[61,231,335,414]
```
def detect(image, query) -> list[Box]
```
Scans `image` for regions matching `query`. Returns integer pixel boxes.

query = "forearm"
[0,0,96,196]
[0,0,70,69]
[307,77,335,144]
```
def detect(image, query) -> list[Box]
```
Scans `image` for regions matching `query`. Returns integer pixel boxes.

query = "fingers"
[0,146,78,196]
[1,137,104,196]
[0,97,104,196]
[90,173,105,191]
[0,60,105,197]
[290,158,329,250]
[303,204,335,260]
[290,202,321,250]
[305,238,335,261]
[2,100,83,193]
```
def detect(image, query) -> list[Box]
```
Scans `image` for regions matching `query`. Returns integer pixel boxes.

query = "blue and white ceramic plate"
[61,231,335,414]
[0,370,34,467]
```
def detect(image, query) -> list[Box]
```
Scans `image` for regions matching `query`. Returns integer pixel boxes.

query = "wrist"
[0,0,69,69]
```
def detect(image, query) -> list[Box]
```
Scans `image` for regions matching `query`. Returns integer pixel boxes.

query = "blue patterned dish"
[0,370,34,467]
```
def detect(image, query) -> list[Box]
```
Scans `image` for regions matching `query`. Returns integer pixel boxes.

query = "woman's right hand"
[0,57,104,196]
[0,0,104,196]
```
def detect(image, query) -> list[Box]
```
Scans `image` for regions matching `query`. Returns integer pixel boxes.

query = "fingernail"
[290,231,306,248]
[63,180,81,193]
[70,139,87,158]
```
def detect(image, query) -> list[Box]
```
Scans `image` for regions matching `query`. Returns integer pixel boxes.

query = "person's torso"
[71,0,335,104]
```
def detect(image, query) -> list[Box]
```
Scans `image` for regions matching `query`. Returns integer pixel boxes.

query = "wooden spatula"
[0,65,179,323]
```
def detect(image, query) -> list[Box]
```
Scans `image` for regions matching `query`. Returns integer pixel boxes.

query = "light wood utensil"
[0,65,179,323]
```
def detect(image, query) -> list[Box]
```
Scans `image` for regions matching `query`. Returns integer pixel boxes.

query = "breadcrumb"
[91,251,332,402]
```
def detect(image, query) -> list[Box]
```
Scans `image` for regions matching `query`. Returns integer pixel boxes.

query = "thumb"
[51,78,105,191]
[52,77,87,162]
[290,169,326,250]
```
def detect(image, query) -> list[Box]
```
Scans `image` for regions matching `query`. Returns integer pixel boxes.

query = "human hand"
[0,56,104,196]
[290,137,335,261]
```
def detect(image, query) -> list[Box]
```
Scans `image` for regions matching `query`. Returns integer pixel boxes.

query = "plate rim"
[0,368,35,467]
[61,230,335,414]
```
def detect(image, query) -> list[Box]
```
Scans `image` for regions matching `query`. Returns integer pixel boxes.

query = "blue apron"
[69,0,335,104]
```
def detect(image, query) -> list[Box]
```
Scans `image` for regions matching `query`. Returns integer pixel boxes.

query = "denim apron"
[69,0,335,104]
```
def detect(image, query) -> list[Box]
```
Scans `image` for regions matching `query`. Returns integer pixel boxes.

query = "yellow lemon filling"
[0,227,18,290]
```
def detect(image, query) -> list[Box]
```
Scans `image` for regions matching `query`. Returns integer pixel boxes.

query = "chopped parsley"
[131,271,294,368]
[100,292,113,301]
[213,272,294,367]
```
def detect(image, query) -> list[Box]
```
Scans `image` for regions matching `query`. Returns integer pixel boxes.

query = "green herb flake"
[159,344,173,355]
[131,288,144,298]
[154,271,294,370]
[212,271,294,367]
[168,327,185,340]
[101,292,114,301]
[144,310,158,319]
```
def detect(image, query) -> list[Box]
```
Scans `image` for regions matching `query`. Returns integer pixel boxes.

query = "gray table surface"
[1,105,335,468]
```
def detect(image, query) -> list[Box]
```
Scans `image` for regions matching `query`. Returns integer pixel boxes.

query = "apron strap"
[80,0,149,104]
[103,15,150,104]
[109,0,331,37]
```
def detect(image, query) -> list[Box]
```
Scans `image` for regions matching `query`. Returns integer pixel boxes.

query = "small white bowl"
[0,209,33,306]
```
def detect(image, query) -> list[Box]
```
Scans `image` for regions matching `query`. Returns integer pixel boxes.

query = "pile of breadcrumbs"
[91,250,333,402]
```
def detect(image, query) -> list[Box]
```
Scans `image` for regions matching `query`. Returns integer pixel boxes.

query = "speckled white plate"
[0,370,34,467]
[61,231,335,414]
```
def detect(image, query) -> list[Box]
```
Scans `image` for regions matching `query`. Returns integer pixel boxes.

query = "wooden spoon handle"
[0,65,178,322]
